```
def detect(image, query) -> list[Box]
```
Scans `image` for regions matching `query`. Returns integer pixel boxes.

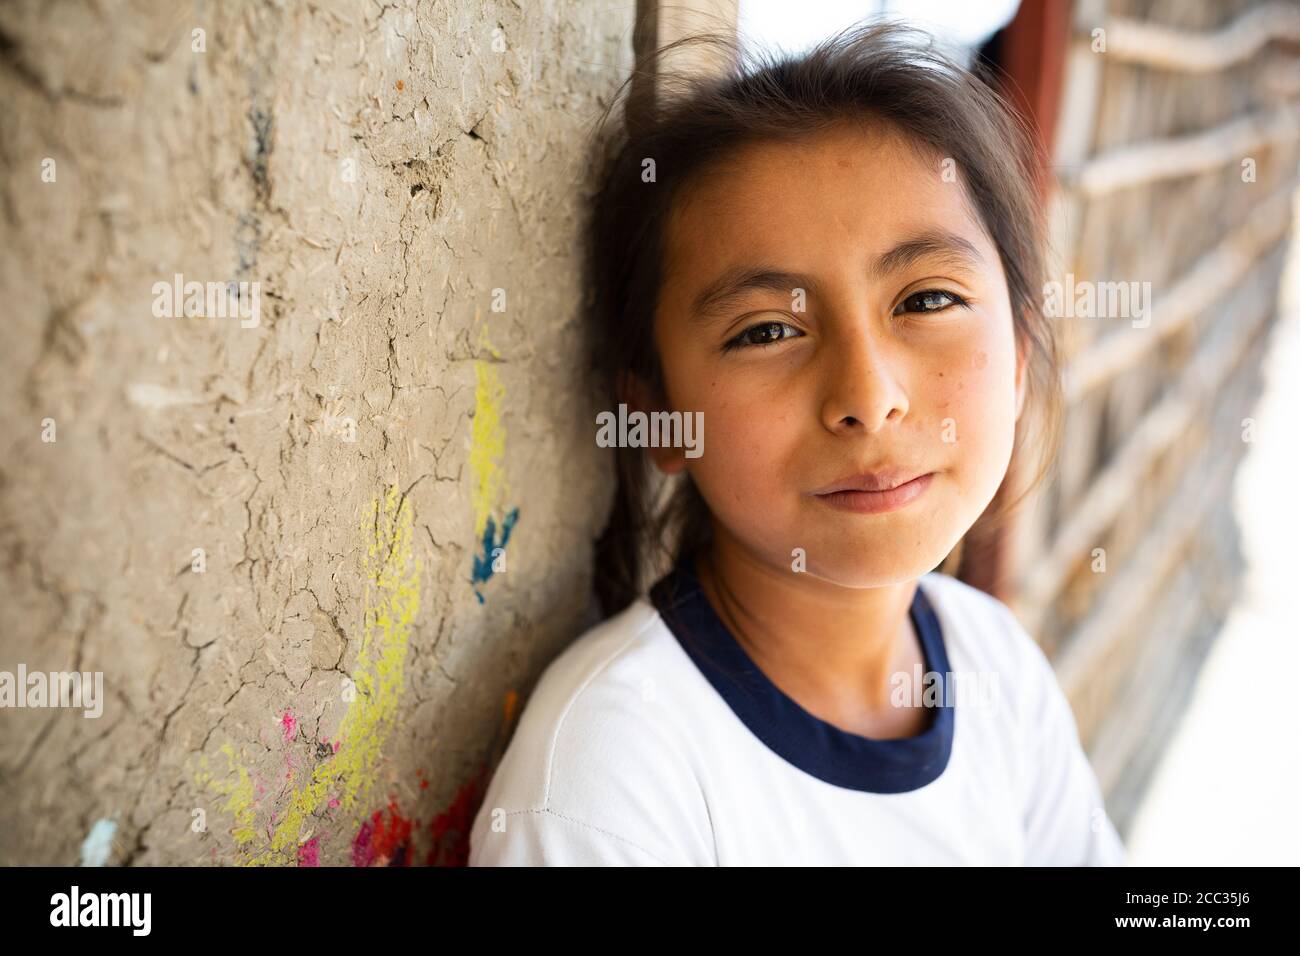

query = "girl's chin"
[784,540,958,586]
[788,560,948,590]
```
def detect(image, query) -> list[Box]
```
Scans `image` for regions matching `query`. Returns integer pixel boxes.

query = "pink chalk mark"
[280,710,297,742]
[298,836,321,867]
[351,820,375,867]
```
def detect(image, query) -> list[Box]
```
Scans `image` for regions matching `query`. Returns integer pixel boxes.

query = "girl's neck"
[694,527,926,736]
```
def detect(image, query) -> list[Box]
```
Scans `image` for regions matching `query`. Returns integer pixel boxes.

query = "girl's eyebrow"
[691,267,814,321]
[689,230,985,323]
[870,230,986,280]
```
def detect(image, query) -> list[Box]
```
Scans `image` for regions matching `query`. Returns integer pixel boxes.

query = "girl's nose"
[818,327,910,435]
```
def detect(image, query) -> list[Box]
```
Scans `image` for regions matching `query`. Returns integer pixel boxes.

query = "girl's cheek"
[961,348,1019,486]
[688,399,785,506]
[936,348,1019,493]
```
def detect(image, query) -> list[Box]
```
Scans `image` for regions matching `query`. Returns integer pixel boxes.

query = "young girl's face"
[647,120,1026,587]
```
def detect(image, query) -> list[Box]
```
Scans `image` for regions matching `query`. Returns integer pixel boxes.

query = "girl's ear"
[616,371,688,477]
[649,443,689,477]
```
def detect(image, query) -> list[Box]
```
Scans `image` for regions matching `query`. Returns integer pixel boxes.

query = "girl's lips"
[813,472,934,514]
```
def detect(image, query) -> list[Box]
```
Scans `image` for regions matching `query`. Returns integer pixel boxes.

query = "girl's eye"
[894,289,968,315]
[722,320,803,352]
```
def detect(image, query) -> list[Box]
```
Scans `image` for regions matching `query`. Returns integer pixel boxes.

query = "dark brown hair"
[584,20,1062,618]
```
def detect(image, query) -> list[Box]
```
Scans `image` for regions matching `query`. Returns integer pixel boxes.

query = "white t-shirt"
[469,555,1127,866]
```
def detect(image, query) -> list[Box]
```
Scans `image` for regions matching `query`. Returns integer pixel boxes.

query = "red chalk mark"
[344,689,521,867]
[423,688,522,866]
[426,762,490,867]
[352,799,416,866]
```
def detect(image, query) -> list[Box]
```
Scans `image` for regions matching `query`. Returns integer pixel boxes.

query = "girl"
[469,21,1126,866]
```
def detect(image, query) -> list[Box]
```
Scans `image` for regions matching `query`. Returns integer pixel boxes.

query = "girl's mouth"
[813,472,934,514]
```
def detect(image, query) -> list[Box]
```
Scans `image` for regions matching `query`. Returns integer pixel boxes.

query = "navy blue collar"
[649,552,955,794]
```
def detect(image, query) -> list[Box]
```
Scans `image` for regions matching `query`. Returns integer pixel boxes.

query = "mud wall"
[0,0,631,865]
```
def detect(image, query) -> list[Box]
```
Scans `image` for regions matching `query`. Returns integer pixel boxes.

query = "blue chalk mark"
[472,507,520,603]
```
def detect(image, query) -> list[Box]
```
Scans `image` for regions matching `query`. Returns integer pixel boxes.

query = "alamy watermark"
[50,885,150,935]
[0,665,103,718]
[890,665,1000,712]
[152,272,260,328]
[595,403,703,459]
[1043,273,1151,328]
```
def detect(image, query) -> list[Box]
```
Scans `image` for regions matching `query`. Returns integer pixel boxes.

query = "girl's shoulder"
[468,597,717,865]
[918,569,1053,674]
[921,572,1126,865]
[916,569,1069,726]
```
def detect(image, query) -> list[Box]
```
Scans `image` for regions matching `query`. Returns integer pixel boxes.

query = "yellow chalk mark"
[195,486,422,865]
[471,306,507,539]
[194,745,259,846]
